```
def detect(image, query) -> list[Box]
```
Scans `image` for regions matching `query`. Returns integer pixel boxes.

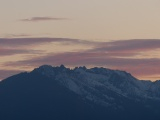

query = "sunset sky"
[1,0,160,81]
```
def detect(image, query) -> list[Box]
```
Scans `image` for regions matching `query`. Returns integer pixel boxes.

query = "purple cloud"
[4,51,160,79]
[0,37,93,56]
[2,38,159,53]
[20,17,68,22]
[0,37,92,47]
[92,39,160,55]
[2,38,160,80]
[0,48,42,56]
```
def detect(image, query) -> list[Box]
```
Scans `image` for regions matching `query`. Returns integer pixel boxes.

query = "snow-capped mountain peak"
[31,65,160,104]
[1,65,160,120]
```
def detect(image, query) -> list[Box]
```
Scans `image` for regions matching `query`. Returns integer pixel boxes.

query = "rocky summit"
[0,65,160,120]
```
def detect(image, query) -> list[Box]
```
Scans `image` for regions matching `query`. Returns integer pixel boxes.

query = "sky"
[1,0,160,81]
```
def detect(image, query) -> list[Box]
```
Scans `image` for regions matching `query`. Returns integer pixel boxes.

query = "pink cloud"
[4,51,160,80]
[2,38,160,80]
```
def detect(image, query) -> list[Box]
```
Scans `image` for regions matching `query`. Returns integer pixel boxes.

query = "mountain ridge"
[31,65,160,100]
[0,64,160,120]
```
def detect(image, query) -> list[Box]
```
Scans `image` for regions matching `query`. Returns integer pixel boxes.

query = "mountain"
[0,65,160,120]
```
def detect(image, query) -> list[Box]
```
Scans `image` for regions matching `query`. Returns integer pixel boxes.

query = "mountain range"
[0,65,160,120]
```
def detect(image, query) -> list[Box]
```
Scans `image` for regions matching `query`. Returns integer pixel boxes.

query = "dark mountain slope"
[0,72,98,120]
[0,65,160,120]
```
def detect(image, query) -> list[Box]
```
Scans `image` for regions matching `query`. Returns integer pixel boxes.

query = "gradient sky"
[1,0,160,80]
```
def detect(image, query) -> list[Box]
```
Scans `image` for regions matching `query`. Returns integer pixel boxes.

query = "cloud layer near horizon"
[1,38,160,80]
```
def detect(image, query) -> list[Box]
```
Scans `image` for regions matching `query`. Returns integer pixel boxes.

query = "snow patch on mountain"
[32,65,160,105]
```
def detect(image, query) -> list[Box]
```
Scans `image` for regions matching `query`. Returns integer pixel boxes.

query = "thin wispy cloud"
[0,37,92,47]
[0,37,93,56]
[0,48,43,56]
[92,39,160,54]
[1,38,160,58]
[3,34,32,38]
[20,17,68,22]
[2,38,160,52]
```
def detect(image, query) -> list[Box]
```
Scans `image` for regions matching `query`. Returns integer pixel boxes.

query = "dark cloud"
[20,17,68,22]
